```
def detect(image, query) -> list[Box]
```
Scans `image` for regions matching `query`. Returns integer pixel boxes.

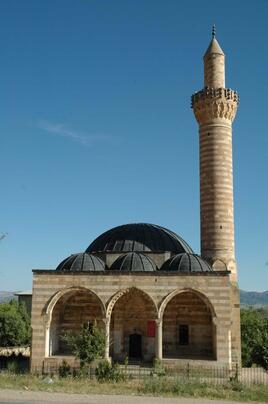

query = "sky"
[1,0,268,292]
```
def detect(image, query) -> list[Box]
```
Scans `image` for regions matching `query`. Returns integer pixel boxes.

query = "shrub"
[0,301,31,347]
[229,379,244,392]
[241,308,268,369]
[6,360,19,374]
[95,360,125,383]
[152,358,165,377]
[60,323,105,368]
[58,360,71,378]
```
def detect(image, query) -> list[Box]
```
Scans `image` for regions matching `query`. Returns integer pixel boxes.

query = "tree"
[0,300,31,347]
[61,323,105,368]
[241,308,268,369]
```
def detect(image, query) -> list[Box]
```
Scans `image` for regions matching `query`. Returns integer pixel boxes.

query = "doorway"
[129,333,142,359]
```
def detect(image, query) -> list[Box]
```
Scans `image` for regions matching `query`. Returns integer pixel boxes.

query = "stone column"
[155,319,163,360]
[227,329,232,371]
[103,317,110,361]
[44,315,50,357]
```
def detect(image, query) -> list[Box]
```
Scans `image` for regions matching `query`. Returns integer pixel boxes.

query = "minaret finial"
[212,24,216,39]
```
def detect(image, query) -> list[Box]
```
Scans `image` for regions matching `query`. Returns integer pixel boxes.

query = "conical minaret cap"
[204,37,224,59]
[203,27,225,88]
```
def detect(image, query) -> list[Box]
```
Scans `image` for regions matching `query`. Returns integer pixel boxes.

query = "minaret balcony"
[191,88,239,108]
[191,87,239,124]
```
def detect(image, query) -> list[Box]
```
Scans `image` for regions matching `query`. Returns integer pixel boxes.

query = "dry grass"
[0,372,267,403]
[0,372,137,395]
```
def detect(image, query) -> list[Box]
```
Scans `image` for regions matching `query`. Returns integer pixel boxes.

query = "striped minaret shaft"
[191,32,239,279]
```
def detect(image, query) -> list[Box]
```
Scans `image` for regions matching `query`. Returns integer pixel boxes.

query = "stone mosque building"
[30,31,241,371]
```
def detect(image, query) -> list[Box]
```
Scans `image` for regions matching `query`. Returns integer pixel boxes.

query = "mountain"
[0,291,17,303]
[240,290,268,307]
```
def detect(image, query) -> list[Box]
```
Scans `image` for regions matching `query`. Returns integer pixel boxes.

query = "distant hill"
[0,291,17,303]
[240,290,268,307]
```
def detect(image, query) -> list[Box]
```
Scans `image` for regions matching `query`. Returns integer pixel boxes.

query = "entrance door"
[129,333,142,359]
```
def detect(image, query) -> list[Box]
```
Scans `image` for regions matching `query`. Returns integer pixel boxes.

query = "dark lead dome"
[110,252,157,272]
[86,223,193,254]
[160,253,212,272]
[56,253,106,272]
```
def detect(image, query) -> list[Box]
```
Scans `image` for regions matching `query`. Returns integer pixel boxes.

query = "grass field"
[0,372,268,402]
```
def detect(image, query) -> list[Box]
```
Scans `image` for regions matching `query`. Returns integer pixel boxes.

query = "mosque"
[30,30,241,371]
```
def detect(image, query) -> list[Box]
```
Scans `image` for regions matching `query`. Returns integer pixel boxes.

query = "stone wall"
[31,270,237,370]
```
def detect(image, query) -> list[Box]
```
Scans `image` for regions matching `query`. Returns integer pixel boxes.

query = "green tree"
[241,308,268,369]
[61,323,105,368]
[0,300,31,347]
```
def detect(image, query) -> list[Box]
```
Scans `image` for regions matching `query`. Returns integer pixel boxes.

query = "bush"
[229,379,244,392]
[60,323,105,368]
[152,358,165,377]
[58,360,71,378]
[95,360,125,383]
[241,308,268,369]
[0,301,31,347]
[6,360,19,374]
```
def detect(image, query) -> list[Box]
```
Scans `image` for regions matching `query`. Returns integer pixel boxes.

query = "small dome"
[86,223,193,254]
[56,253,106,272]
[110,252,157,272]
[160,253,212,272]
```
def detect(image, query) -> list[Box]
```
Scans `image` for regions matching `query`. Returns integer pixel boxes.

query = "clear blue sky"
[1,0,267,292]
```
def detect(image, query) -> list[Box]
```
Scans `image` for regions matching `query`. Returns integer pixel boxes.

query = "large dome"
[86,223,193,254]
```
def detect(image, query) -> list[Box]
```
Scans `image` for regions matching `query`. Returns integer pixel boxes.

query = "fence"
[1,358,268,386]
[118,363,268,386]
[33,362,268,386]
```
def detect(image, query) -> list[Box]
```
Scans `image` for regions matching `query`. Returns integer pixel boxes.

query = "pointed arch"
[44,286,106,324]
[107,287,158,361]
[106,287,158,318]
[160,288,217,360]
[159,288,217,320]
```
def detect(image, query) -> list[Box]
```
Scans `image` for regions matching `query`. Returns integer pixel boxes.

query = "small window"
[179,325,189,345]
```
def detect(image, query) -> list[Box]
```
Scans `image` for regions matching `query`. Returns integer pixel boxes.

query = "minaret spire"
[203,28,225,88]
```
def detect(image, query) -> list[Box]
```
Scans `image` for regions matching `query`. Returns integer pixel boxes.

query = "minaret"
[191,27,239,280]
